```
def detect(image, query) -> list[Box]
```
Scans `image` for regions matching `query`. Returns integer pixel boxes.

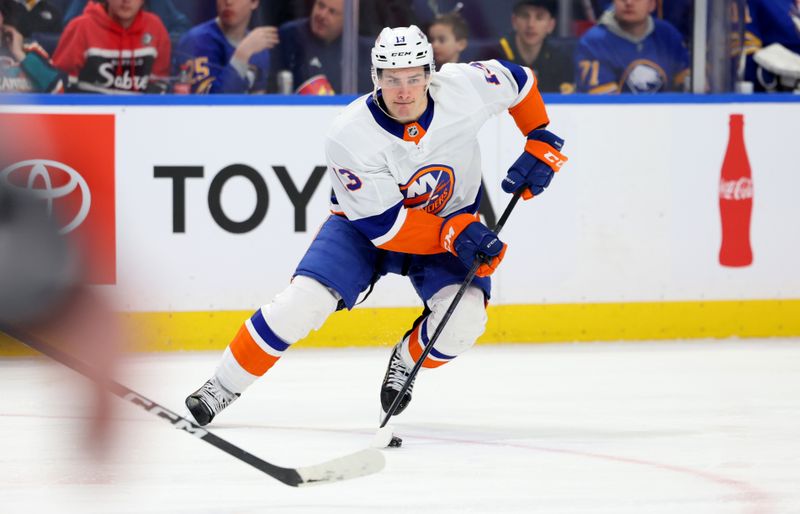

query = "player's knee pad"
[262,275,339,344]
[425,284,487,357]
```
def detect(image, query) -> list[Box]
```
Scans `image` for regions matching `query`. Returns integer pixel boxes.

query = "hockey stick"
[0,325,385,487]
[379,189,523,430]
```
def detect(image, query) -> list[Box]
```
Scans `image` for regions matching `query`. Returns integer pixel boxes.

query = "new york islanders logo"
[400,164,455,214]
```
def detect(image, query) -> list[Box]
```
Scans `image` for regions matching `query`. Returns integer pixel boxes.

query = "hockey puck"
[388,435,403,448]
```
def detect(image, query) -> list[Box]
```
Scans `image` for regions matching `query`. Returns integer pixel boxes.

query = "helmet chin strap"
[371,87,400,121]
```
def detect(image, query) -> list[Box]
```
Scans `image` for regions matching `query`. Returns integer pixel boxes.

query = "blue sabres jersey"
[173,19,271,94]
[574,13,689,93]
[596,0,693,41]
[745,0,800,54]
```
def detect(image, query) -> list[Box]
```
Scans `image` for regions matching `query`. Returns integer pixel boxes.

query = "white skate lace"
[386,348,415,393]
[199,378,237,414]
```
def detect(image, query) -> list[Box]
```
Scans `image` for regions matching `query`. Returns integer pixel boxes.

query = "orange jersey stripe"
[377,208,446,255]
[508,80,550,135]
[229,324,280,376]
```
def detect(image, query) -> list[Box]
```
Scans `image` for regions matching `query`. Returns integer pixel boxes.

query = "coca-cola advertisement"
[718,113,754,267]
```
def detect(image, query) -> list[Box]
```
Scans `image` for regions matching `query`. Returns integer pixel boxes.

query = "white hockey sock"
[214,347,259,394]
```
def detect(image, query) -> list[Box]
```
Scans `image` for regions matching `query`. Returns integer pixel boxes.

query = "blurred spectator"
[255,0,415,38]
[574,0,688,93]
[412,0,510,40]
[593,0,692,43]
[0,0,63,92]
[428,11,468,69]
[172,0,216,25]
[5,0,62,37]
[740,0,800,92]
[271,0,371,94]
[173,0,277,94]
[53,0,171,93]
[493,0,574,93]
[357,0,416,37]
[64,0,191,43]
[255,0,306,28]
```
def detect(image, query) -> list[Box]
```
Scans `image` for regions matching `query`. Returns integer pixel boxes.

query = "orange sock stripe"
[407,323,453,369]
[407,325,424,363]
[229,324,280,376]
[421,357,448,369]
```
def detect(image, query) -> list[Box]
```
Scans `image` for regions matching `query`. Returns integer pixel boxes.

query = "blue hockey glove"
[440,213,507,277]
[502,129,568,200]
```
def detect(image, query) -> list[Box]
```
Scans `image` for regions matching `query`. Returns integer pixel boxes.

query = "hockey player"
[185,25,567,427]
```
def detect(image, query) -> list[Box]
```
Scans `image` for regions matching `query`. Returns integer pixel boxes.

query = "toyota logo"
[0,159,91,234]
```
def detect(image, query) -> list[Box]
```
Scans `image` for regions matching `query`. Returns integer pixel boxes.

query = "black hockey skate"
[185,376,240,426]
[380,343,416,415]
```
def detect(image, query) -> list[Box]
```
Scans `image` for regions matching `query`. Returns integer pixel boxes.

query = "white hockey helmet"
[371,25,435,87]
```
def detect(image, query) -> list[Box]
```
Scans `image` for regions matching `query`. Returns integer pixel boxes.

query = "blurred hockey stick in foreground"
[0,325,385,487]
[373,189,523,447]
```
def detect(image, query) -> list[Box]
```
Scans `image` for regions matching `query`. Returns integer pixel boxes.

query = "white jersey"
[325,59,549,255]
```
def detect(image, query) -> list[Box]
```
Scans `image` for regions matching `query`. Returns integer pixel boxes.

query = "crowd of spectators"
[0,0,797,95]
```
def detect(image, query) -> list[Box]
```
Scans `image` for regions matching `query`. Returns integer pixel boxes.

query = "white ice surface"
[1,340,799,514]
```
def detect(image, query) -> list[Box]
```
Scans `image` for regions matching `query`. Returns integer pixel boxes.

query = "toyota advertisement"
[1,113,116,284]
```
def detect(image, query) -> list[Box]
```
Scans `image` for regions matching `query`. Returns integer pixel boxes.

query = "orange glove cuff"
[440,213,480,255]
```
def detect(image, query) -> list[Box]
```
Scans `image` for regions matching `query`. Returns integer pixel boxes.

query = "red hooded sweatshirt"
[53,1,170,94]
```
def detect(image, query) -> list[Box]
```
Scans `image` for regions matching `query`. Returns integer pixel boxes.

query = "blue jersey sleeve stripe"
[250,308,290,352]
[496,59,529,93]
[350,200,404,241]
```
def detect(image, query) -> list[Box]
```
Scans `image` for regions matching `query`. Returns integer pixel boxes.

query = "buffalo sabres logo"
[621,59,667,93]
[407,125,419,138]
[400,164,455,214]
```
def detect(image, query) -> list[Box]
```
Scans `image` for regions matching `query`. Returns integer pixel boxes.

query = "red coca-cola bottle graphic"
[718,113,753,267]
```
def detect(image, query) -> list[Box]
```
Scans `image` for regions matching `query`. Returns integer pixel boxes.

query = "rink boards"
[1,95,799,351]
